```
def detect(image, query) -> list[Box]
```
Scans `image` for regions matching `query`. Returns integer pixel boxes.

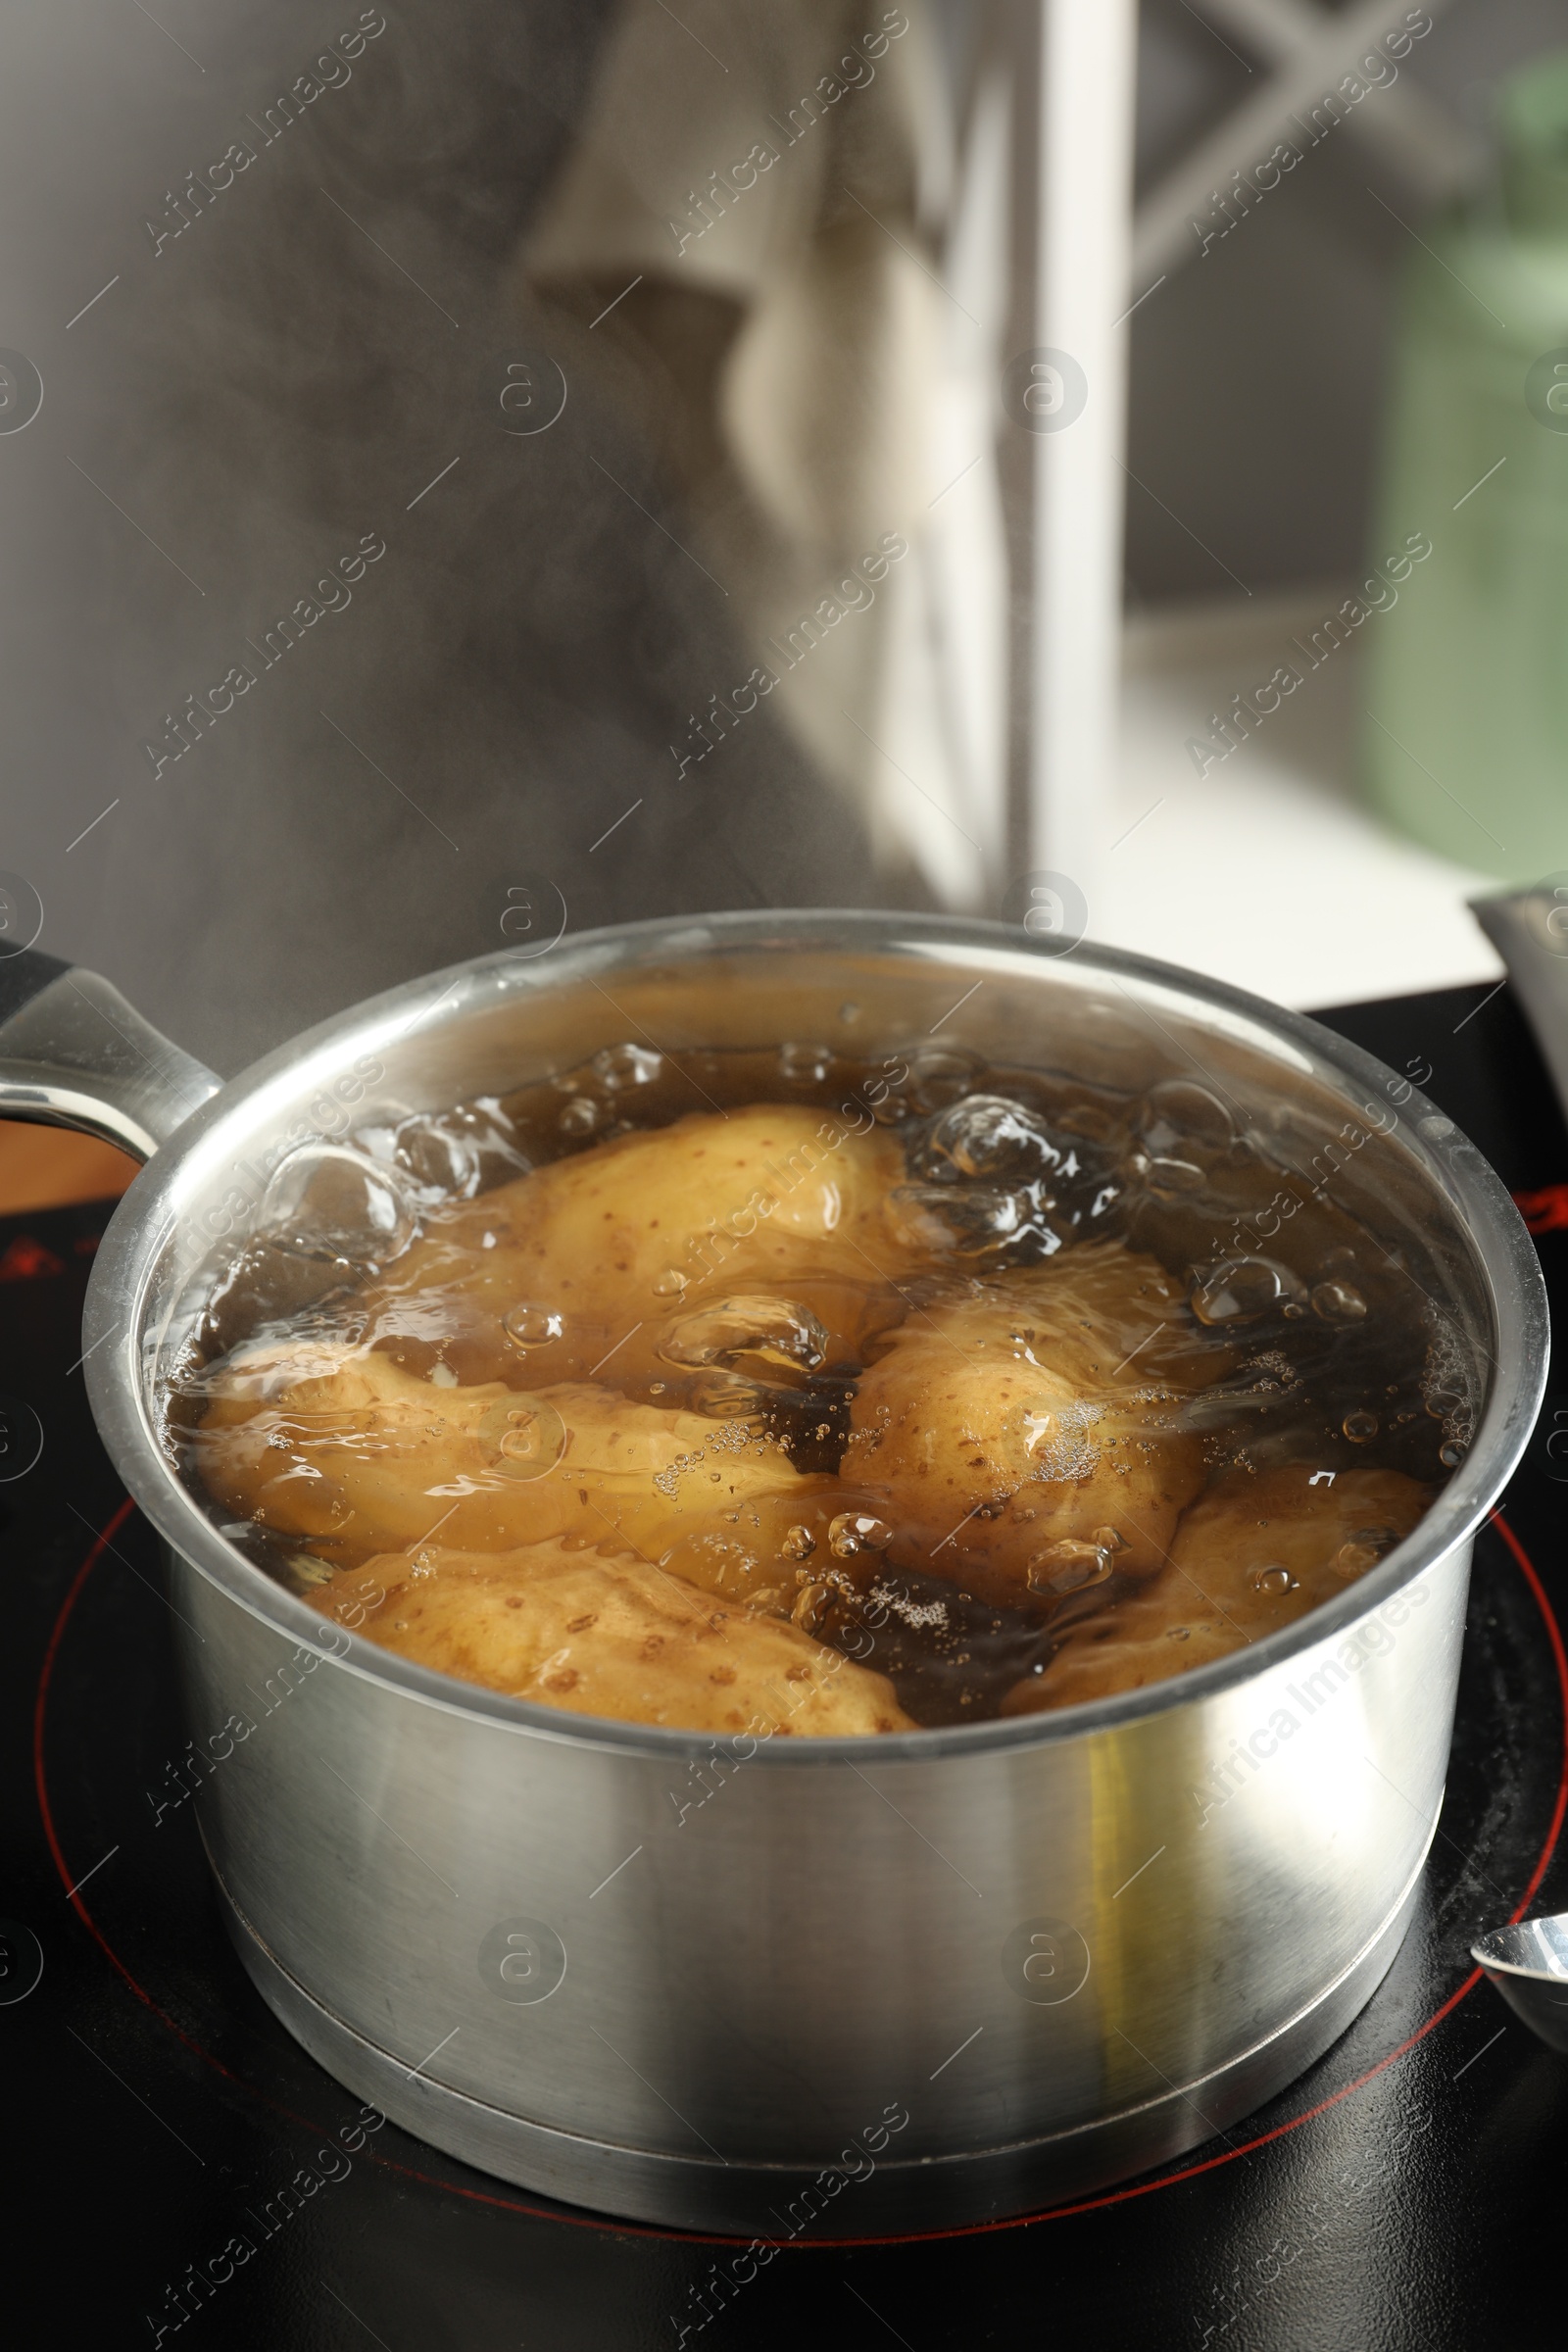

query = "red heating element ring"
[1514,1184,1568,1236]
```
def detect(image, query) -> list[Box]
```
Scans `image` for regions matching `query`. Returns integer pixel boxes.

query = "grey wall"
[0,2,886,1074]
[1126,0,1568,603]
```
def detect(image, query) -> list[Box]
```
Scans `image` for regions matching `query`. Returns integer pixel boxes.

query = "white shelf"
[1089,589,1504,1010]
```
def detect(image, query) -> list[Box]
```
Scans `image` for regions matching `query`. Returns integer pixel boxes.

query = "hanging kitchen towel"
[519,0,1005,903]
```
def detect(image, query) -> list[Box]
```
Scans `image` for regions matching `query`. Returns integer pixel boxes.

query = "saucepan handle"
[1471,886,1568,1135]
[0,945,220,1161]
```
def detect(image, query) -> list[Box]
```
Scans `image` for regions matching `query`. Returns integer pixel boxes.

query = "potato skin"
[317,1541,914,1735]
[352,1104,925,1399]
[193,1341,829,1568]
[1004,1464,1431,1713]
[655,1482,901,1616]
[842,1242,1231,1604]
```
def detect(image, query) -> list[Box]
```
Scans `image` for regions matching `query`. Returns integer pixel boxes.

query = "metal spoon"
[1471,1919,1568,2054]
[1470,881,1568,1119]
[1468,886,1568,2052]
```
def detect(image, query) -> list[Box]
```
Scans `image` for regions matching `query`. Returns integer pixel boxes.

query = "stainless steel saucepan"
[0,912,1546,2235]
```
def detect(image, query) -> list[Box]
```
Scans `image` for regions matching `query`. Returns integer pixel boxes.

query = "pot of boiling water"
[0,912,1544,2233]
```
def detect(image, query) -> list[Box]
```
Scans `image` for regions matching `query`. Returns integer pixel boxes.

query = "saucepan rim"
[83,909,1548,1764]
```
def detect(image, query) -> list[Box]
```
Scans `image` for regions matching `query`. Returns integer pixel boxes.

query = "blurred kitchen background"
[5,0,1568,1211]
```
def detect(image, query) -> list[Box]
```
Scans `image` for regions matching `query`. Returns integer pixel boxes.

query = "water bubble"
[1360,1522,1397,1550]
[394,1109,525,1200]
[1145,1155,1207,1195]
[1138,1080,1233,1159]
[396,1116,483,1196]
[1165,1626,1191,1642]
[477,1396,567,1479]
[1026,1538,1113,1597]
[689,1374,764,1420]
[1343,1409,1380,1443]
[886,1183,1059,1263]
[559,1097,599,1137]
[1439,1438,1467,1468]
[917,1094,1068,1183]
[673,1534,768,1599]
[503,1302,565,1350]
[651,1268,688,1298]
[261,1146,416,1270]
[792,1580,829,1632]
[592,1043,662,1091]
[781,1525,816,1561]
[778,1041,834,1084]
[1312,1278,1367,1324]
[838,1002,860,1024]
[1251,1564,1298,1596]
[828,1511,895,1559]
[658,1295,829,1376]
[906,1048,983,1112]
[1191,1257,1306,1326]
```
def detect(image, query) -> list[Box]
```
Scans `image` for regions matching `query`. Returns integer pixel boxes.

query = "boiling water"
[168,1035,1476,1731]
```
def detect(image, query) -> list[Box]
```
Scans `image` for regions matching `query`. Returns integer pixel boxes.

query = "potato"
[192,1340,831,1569]
[655,1482,900,1617]
[317,1541,914,1735]
[1004,1464,1431,1713]
[841,1242,1233,1604]
[353,1104,926,1399]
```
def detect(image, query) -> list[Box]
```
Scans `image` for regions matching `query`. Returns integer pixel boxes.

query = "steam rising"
[19,1,892,1071]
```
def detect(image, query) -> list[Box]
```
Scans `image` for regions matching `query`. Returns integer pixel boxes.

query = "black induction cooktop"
[4,978,1566,2351]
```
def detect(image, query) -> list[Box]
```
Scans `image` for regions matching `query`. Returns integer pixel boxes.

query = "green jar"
[1363,51,1568,879]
